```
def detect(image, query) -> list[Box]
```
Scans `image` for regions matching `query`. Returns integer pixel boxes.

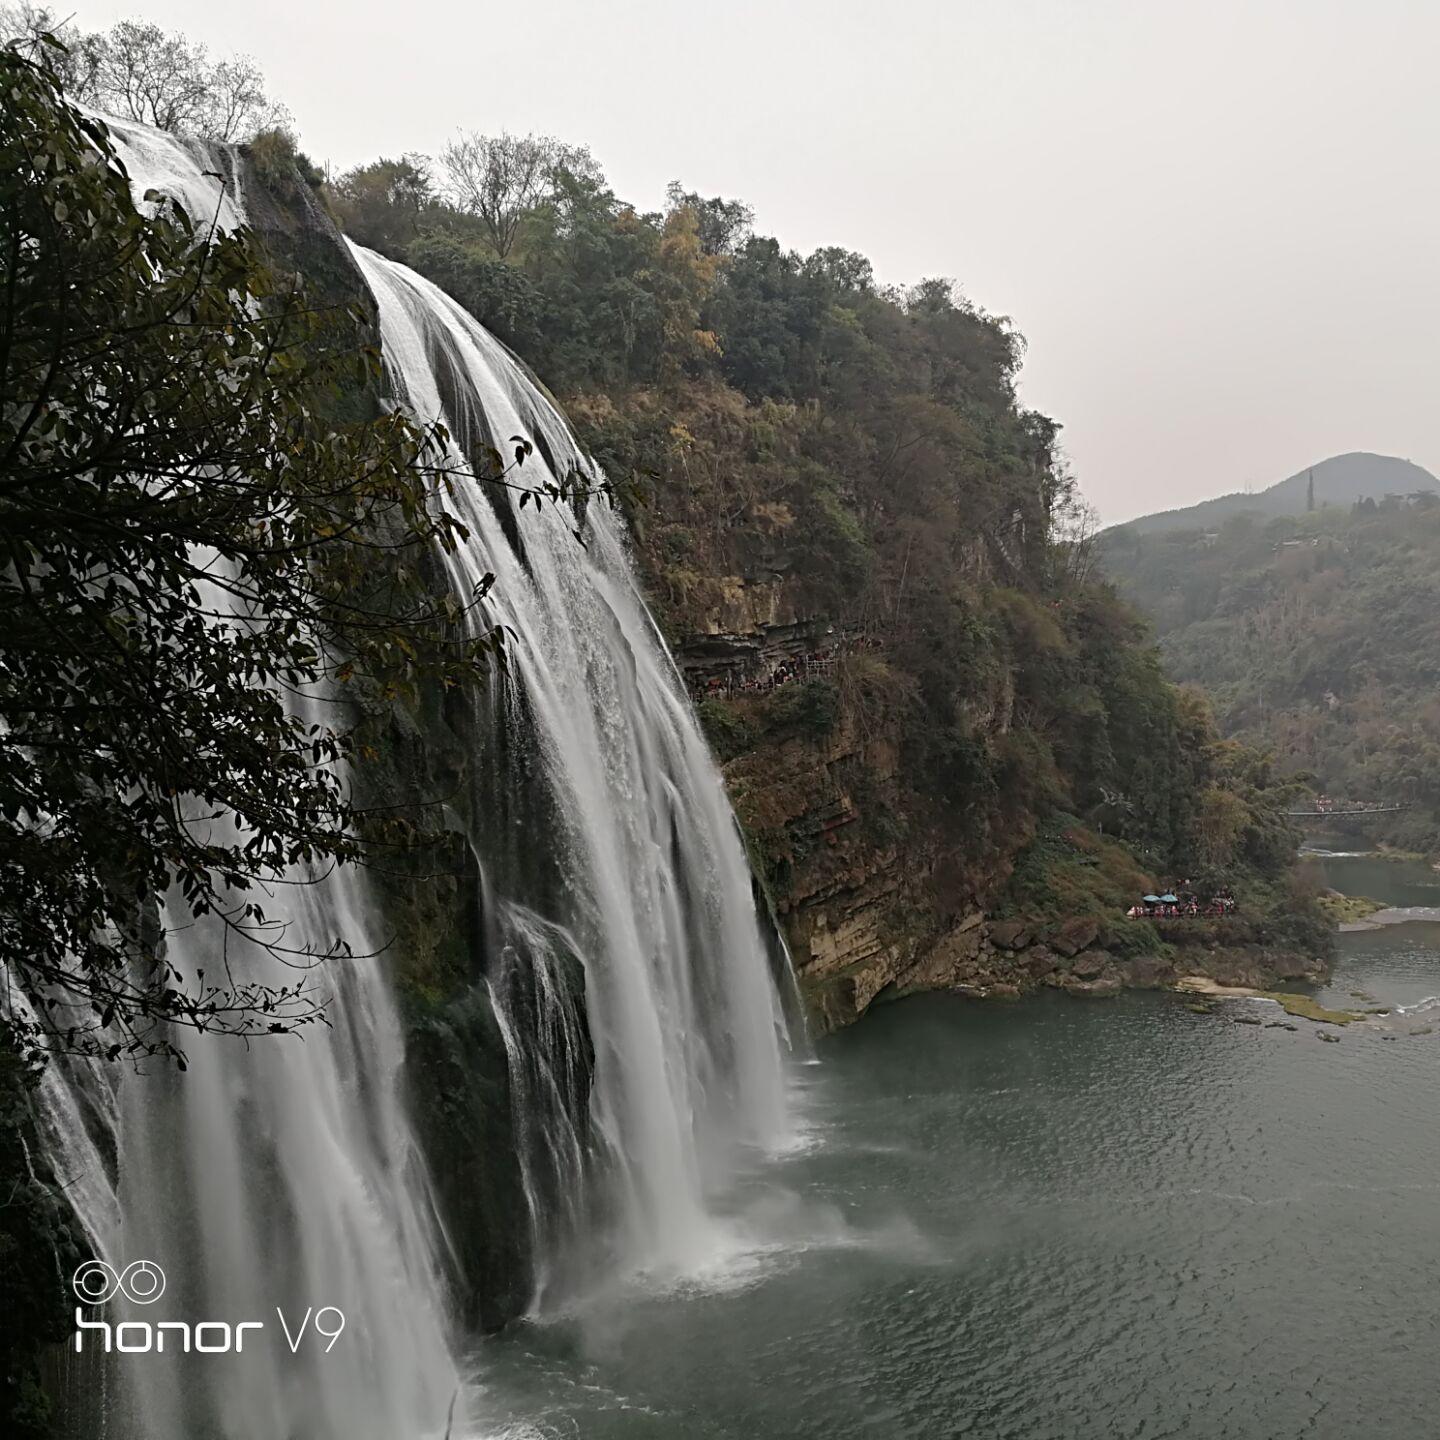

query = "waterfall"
[29,111,795,1440]
[32,121,461,1440]
[39,849,461,1440]
[350,245,794,1300]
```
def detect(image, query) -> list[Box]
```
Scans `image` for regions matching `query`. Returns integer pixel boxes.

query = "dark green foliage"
[327,154,434,257]
[246,127,325,199]
[708,237,832,398]
[0,1045,81,1438]
[760,680,840,741]
[695,698,756,762]
[406,231,548,355]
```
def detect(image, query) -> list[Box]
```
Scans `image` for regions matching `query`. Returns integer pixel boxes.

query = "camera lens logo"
[73,1260,166,1307]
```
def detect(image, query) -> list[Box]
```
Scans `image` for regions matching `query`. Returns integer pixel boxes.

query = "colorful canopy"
[1159,893,1178,903]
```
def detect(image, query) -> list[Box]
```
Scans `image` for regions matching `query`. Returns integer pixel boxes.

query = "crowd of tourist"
[688,635,882,701]
[1309,794,1393,814]
[1126,887,1237,920]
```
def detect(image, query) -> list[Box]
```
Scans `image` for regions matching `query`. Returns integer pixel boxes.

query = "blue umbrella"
[1159,893,1178,903]
[1142,895,1160,904]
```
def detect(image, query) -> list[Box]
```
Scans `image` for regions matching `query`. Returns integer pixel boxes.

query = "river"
[473,854,1440,1438]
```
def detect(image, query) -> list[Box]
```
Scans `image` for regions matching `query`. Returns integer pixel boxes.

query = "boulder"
[1266,949,1326,982]
[988,920,1031,951]
[1050,916,1100,958]
[1120,953,1174,988]
[1063,975,1122,998]
[1024,945,1059,979]
[1069,949,1107,981]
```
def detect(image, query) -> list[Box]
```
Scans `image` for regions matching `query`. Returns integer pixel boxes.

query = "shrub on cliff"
[695,699,756,763]
[760,681,841,741]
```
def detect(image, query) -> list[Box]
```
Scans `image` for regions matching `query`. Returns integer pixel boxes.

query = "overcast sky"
[80,0,1440,524]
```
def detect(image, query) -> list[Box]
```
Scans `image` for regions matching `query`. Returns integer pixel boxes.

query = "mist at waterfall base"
[473,854,1440,1440]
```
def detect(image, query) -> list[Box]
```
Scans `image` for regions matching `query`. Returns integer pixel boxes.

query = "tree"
[0,44,598,1063]
[328,154,435,257]
[405,231,547,354]
[664,183,753,256]
[86,20,291,141]
[0,10,290,141]
[647,206,722,377]
[439,130,599,258]
[803,245,874,294]
[0,3,99,92]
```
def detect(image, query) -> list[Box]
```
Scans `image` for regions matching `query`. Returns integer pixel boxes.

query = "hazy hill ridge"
[1108,452,1439,537]
[1100,477,1440,856]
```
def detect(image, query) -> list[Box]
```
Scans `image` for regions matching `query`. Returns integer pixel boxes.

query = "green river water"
[476,854,1440,1438]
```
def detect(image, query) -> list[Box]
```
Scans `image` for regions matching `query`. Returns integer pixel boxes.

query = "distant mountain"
[1098,474,1440,856]
[1107,452,1440,537]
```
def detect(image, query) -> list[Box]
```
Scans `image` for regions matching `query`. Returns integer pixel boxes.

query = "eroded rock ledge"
[800,904,1324,1033]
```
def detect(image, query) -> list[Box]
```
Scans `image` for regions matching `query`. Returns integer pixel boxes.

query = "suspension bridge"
[1284,803,1410,818]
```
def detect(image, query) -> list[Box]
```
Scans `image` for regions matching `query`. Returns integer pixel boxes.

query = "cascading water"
[34,122,461,1440]
[31,110,796,1440]
[350,246,796,1301]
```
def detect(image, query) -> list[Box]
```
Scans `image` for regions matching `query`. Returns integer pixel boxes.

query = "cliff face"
[313,134,1330,1040]
[650,570,1323,1033]
[666,573,982,1031]
[566,378,1329,1034]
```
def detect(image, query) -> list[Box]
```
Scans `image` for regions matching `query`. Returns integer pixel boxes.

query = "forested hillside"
[1103,498,1440,856]
[325,135,1326,1018]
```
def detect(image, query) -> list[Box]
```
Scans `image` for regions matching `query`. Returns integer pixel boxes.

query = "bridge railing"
[1284,804,1408,817]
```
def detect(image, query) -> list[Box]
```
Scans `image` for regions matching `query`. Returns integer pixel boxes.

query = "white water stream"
[352,246,793,1298]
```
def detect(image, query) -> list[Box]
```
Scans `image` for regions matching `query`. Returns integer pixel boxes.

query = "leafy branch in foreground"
[0,43,598,1064]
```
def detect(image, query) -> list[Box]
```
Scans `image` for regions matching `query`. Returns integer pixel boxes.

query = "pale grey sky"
[81,0,1440,523]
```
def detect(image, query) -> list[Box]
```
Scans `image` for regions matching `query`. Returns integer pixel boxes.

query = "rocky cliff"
[659,577,1325,1034]
[566,379,1330,1036]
